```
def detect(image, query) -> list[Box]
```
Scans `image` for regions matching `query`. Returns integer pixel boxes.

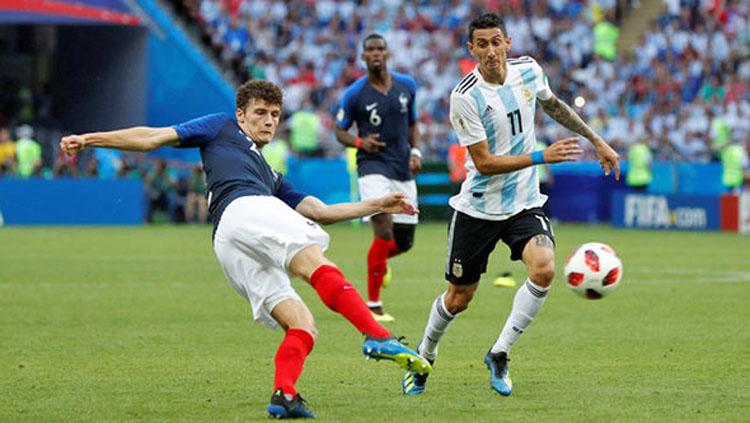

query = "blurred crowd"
[0,123,208,223]
[169,0,749,162]
[2,0,749,205]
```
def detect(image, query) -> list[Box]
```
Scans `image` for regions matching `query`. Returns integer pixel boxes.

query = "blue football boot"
[362,336,432,374]
[267,389,317,419]
[401,357,434,396]
[484,350,512,396]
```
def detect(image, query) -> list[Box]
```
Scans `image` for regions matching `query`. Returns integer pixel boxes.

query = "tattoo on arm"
[539,96,598,141]
[533,234,554,249]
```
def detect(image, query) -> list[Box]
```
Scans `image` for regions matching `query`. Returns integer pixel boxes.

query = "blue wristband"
[531,151,545,165]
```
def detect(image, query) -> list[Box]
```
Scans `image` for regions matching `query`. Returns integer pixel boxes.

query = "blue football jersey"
[172,113,307,234]
[336,72,417,181]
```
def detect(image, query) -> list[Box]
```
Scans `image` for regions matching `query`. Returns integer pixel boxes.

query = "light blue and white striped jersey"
[448,57,553,221]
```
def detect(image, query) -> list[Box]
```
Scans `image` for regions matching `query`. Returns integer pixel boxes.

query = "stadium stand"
[161,0,749,164]
[0,0,748,222]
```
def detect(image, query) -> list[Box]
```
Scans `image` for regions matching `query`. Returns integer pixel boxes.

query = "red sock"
[386,239,400,258]
[274,329,314,397]
[367,237,391,302]
[310,265,391,338]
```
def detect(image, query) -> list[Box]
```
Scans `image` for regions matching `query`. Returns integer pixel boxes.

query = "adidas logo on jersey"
[484,105,494,116]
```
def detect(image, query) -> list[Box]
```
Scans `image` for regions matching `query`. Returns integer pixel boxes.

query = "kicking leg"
[289,244,390,338]
[289,244,431,374]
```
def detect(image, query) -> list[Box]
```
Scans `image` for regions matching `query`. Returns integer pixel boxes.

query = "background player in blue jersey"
[334,34,421,323]
[59,80,431,419]
[401,14,620,398]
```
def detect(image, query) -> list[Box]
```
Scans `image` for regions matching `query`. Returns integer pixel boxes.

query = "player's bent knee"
[289,245,335,281]
[444,287,477,314]
[289,325,318,340]
[529,261,555,286]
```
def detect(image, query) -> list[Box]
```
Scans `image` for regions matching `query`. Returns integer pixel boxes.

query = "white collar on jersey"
[239,130,262,156]
[473,64,515,87]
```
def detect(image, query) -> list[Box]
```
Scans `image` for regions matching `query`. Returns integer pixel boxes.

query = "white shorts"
[358,174,419,224]
[213,196,330,329]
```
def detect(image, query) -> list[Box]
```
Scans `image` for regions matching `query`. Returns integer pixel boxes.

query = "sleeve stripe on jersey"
[456,75,478,95]
[454,73,477,94]
[455,72,475,90]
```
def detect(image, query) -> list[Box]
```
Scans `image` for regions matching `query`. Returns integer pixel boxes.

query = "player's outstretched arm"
[60,127,179,155]
[468,137,582,176]
[295,193,417,225]
[538,95,620,179]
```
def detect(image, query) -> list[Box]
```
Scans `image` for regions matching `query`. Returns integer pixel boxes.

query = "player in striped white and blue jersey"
[402,13,620,397]
[449,55,552,220]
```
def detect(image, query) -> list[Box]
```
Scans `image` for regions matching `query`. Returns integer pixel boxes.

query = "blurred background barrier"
[2,159,745,230]
[0,178,144,225]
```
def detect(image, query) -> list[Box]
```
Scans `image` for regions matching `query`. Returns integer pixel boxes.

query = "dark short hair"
[236,80,283,110]
[362,33,387,49]
[468,13,507,42]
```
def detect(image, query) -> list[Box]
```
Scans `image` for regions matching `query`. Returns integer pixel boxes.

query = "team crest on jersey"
[399,92,408,113]
[336,108,345,122]
[453,116,468,136]
[452,261,463,278]
[522,88,533,103]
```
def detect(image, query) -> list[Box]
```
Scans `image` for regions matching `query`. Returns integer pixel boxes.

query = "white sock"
[491,278,549,354]
[366,301,383,309]
[419,293,455,360]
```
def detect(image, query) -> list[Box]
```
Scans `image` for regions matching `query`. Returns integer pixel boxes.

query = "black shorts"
[444,207,555,285]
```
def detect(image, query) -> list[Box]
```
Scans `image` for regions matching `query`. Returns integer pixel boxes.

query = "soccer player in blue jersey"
[401,13,620,397]
[60,80,431,419]
[335,34,421,323]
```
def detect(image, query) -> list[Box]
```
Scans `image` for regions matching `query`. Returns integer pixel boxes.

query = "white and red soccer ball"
[564,242,623,300]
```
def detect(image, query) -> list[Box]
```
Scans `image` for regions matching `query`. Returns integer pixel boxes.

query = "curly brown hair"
[236,80,283,111]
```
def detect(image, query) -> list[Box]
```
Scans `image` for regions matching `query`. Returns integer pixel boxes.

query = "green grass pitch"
[1,223,749,421]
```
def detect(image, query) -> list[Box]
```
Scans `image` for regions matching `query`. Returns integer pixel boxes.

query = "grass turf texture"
[1,224,748,422]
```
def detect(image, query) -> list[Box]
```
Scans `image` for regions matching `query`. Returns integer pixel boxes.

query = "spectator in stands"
[0,127,16,175]
[83,154,99,178]
[288,95,322,156]
[53,145,79,177]
[222,16,249,57]
[262,137,290,175]
[95,148,122,180]
[185,165,208,224]
[626,140,653,191]
[172,174,190,223]
[720,138,749,193]
[709,107,732,158]
[15,125,42,178]
[145,159,173,222]
[118,155,144,180]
